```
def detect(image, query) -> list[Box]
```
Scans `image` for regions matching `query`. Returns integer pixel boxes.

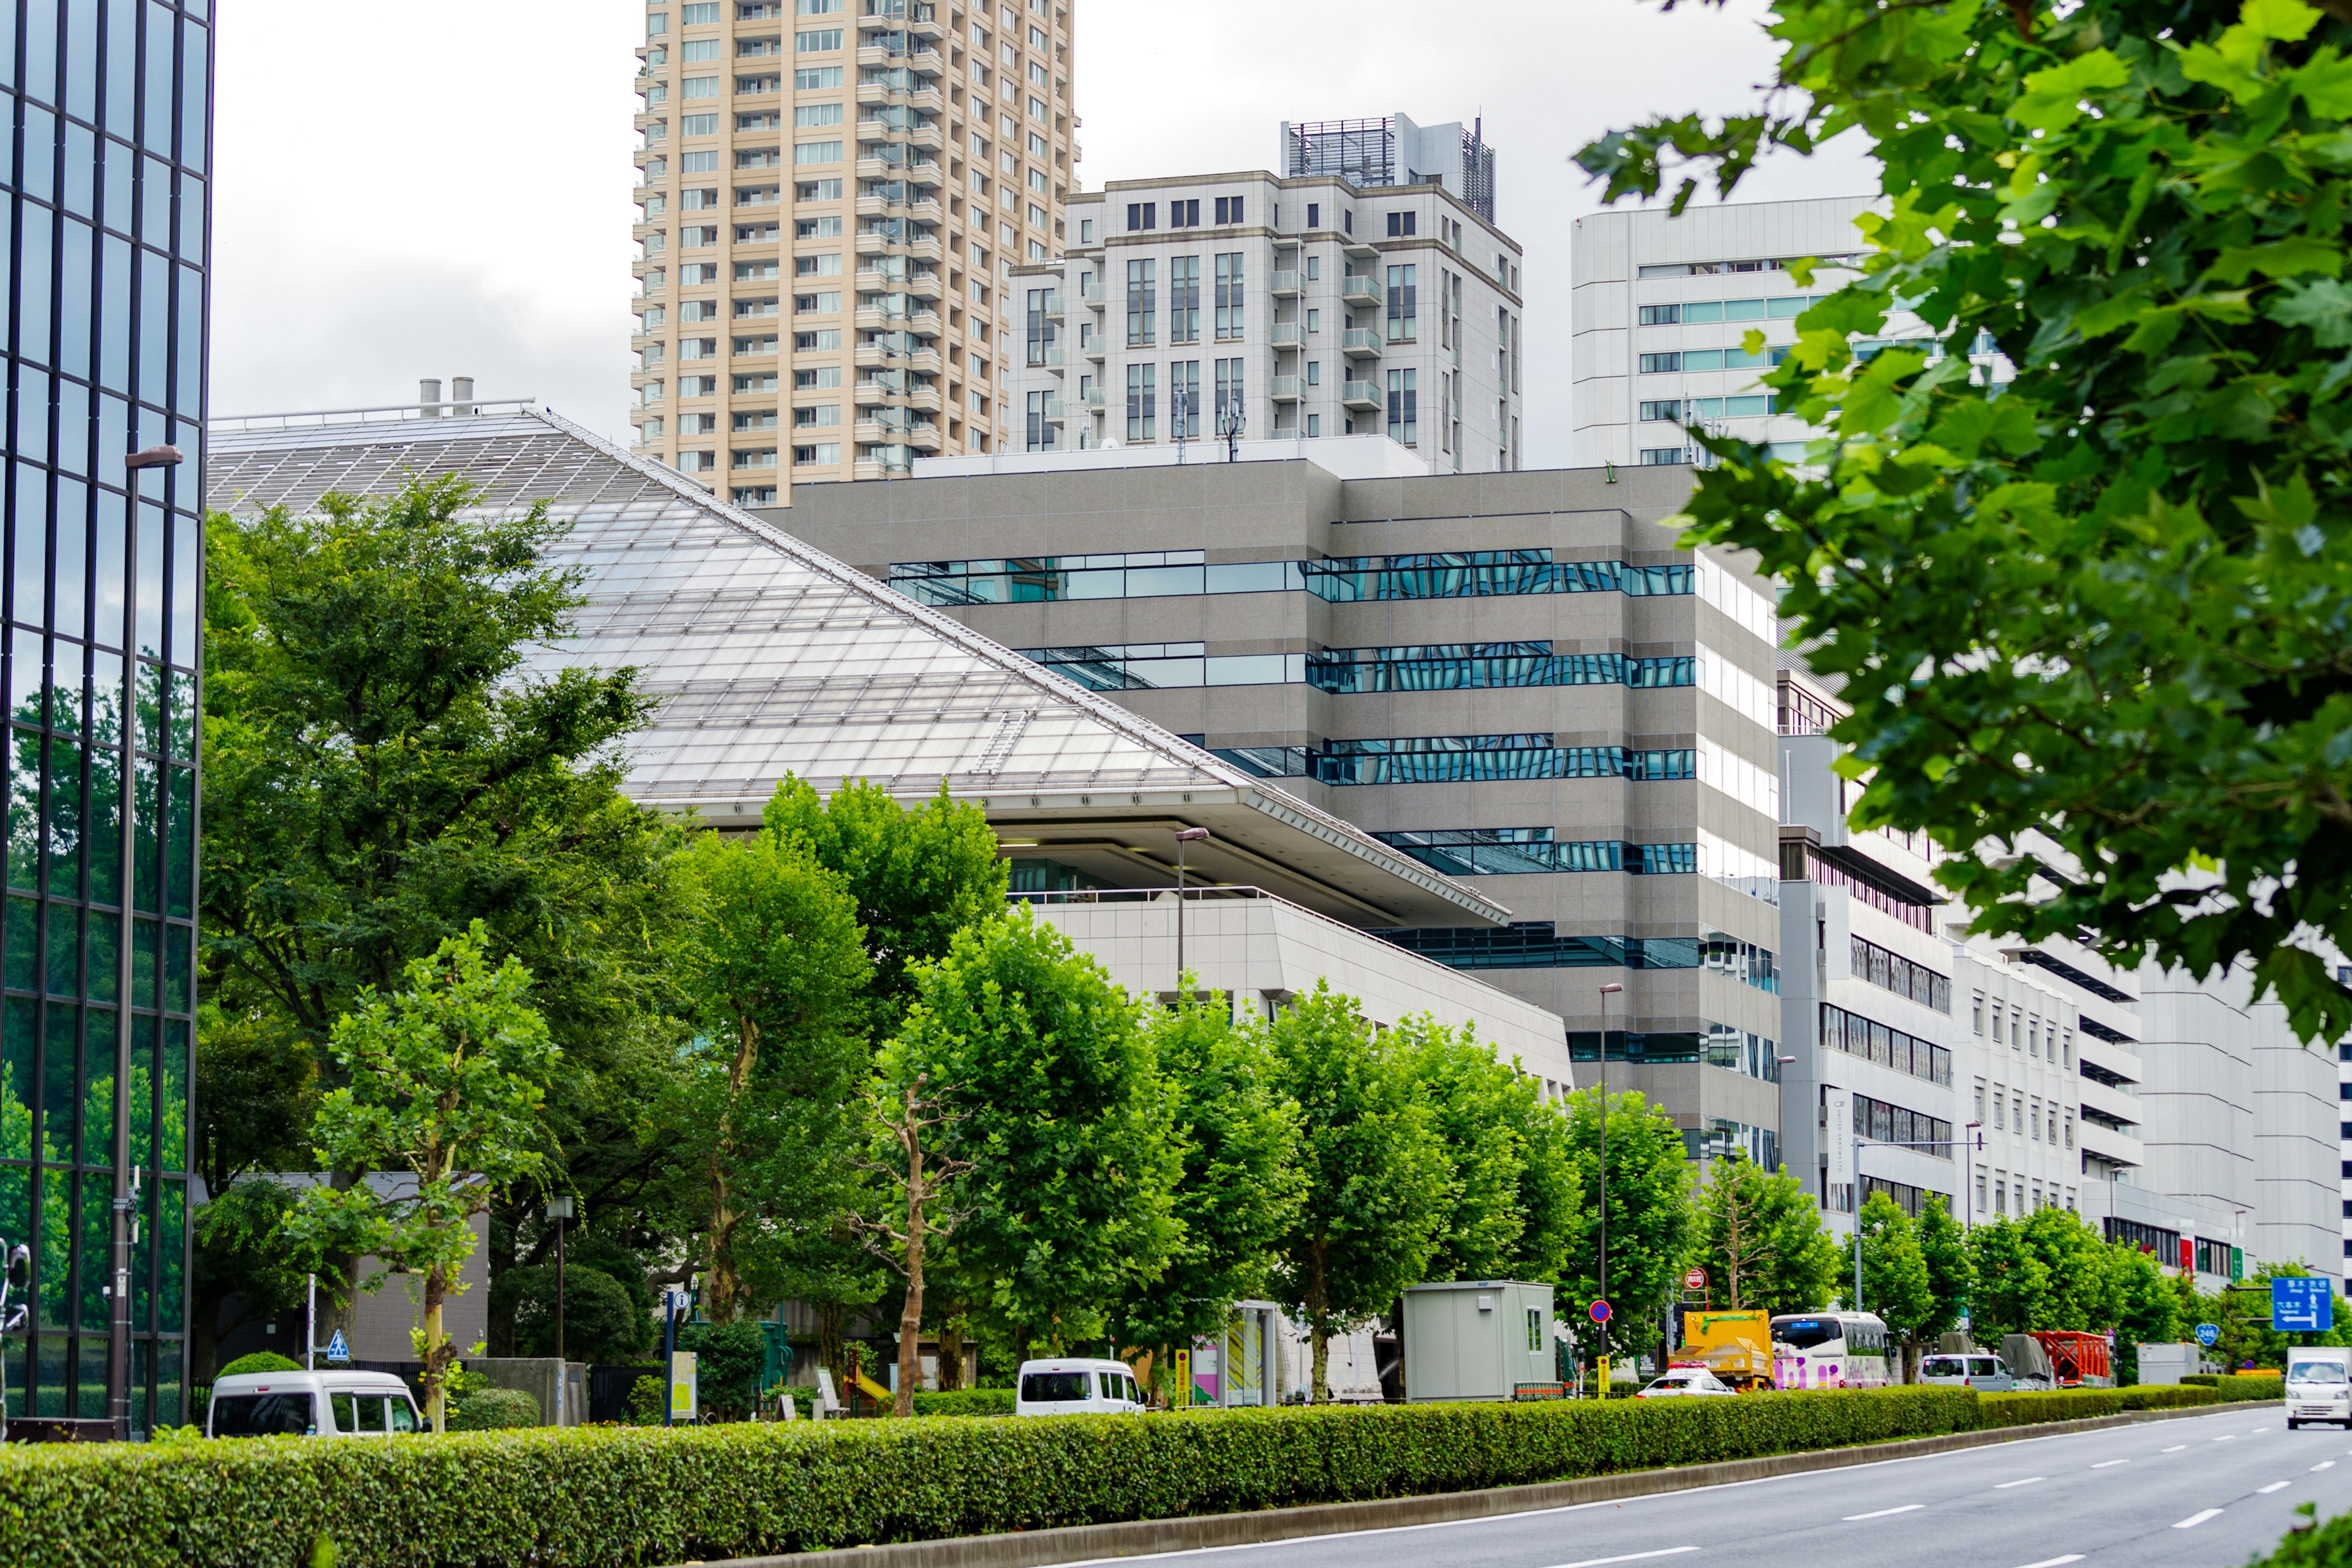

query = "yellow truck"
[1678,1310,1775,1391]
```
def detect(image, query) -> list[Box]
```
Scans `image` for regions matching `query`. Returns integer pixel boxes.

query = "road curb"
[691,1401,2245,1568]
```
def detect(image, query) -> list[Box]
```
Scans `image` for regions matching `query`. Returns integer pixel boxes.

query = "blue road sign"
[1589,1299,1612,1325]
[324,1329,350,1363]
[2195,1322,2220,1348]
[2272,1276,2335,1334]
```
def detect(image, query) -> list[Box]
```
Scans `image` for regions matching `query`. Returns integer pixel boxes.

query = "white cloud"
[211,0,1873,462]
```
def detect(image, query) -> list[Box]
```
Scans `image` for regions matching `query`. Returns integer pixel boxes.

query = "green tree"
[1845,1194,1934,1363]
[488,1231,658,1362]
[281,925,561,1430]
[761,778,1009,1036]
[188,1003,318,1383]
[892,908,1180,1359]
[2109,1243,2182,1382]
[1577,0,2352,1042]
[657,826,871,1322]
[201,477,684,1346]
[1115,984,1303,1395]
[1562,1085,1694,1364]
[1400,1016,1578,1284]
[1265,984,1452,1401]
[1914,1201,1976,1357]
[1968,1210,2127,1336]
[1694,1156,1839,1314]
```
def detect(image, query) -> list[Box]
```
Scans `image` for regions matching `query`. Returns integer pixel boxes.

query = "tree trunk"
[894,1136,927,1419]
[935,1310,965,1392]
[818,1300,846,1385]
[1307,1243,1330,1404]
[704,1013,762,1324]
[421,1261,453,1434]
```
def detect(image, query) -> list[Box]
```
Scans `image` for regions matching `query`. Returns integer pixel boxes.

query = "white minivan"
[1920,1352,2016,1393]
[208,1370,424,1438]
[2286,1349,2352,1430]
[1013,1358,1146,1417]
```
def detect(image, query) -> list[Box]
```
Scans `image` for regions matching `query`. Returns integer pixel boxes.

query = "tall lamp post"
[1174,827,1208,993]
[1596,982,1623,1396]
[546,1196,576,1362]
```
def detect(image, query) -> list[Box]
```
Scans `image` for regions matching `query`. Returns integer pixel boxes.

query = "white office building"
[1003,162,1525,473]
[1570,195,2011,470]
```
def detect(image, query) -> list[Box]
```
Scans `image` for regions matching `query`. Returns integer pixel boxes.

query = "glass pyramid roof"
[204,401,1507,929]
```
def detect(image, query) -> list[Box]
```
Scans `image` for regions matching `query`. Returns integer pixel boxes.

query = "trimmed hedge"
[447,1388,540,1431]
[2182,1372,2286,1400]
[1979,1384,2220,1428]
[0,1387,1978,1567]
[910,1388,1015,1417]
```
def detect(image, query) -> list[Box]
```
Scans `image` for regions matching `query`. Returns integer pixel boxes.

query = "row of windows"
[1852,933,1952,1014]
[1781,842,1936,933]
[7,204,206,420]
[1820,1002,1953,1087]
[1014,641,1702,695]
[1376,922,1778,990]
[0,998,186,1169]
[4,902,194,1009]
[1638,347,1790,375]
[888,549,1700,608]
[2,1329,183,1423]
[12,1,211,175]
[1567,1023,1782,1085]
[1371,829,1698,878]
[10,503,200,668]
[9,104,208,264]
[1210,737,1698,786]
[1642,396,1776,423]
[1637,295,1827,325]
[1689,1120,1780,1166]
[1845,1090,1954,1161]
[1638,442,1810,466]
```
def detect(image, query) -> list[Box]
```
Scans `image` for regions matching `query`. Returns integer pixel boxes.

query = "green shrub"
[1978,1385,2218,1428]
[215,1353,303,1379]
[909,1388,1013,1417]
[2182,1373,2218,1386]
[2211,1374,2285,1402]
[0,1387,1979,1567]
[2256,1504,2352,1566]
[445,1387,539,1431]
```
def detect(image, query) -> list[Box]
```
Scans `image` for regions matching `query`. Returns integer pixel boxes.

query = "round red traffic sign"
[1683,1267,1709,1292]
[1589,1299,1612,1324]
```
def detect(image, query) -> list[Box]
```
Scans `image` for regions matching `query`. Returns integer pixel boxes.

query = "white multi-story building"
[1570,195,2010,471]
[1003,161,1525,472]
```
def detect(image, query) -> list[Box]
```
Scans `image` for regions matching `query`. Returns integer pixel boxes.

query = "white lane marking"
[2091,1459,2130,1469]
[2259,1482,2292,1494]
[1995,1477,2046,1489]
[2015,1558,2084,1568]
[1843,1504,1923,1520]
[2175,1509,2223,1529]
[2162,1444,2188,1452]
[2316,1461,2337,1472]
[2214,1435,2237,1442]
[1544,1552,1702,1568]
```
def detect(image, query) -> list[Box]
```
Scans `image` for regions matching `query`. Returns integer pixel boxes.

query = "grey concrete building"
[761,442,1787,1158]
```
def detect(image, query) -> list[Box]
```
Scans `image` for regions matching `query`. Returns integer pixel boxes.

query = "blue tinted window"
[50,484,83,641]
[142,3,172,154]
[66,0,98,121]
[24,0,58,108]
[167,516,193,668]
[10,471,46,630]
[138,155,167,244]
[101,138,131,233]
[54,377,87,478]
[20,106,57,205]
[57,217,92,378]
[179,24,205,173]
[97,395,127,485]
[61,123,93,217]
[18,203,53,365]
[91,497,124,652]
[132,508,161,660]
[175,170,199,260]
[105,0,137,133]
[172,263,198,410]
[15,368,50,467]
[138,254,166,401]
[101,236,132,390]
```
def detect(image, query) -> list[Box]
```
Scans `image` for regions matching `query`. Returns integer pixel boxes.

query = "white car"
[1013,1357,1147,1417]
[208,1370,424,1438]
[2286,1350,2352,1430]
[1635,1366,1735,1398]
[1920,1352,2016,1393]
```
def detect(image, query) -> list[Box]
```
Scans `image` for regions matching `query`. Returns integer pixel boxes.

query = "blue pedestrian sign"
[2195,1322,2220,1348]
[324,1329,350,1364]
[2272,1276,2334,1334]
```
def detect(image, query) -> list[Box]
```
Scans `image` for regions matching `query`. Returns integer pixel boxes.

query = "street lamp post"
[546,1196,576,1363]
[1849,1132,1977,1311]
[1174,828,1209,993]
[1596,982,1623,1396]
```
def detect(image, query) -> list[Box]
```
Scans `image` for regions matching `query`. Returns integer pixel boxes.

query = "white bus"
[1770,1311,1894,1390]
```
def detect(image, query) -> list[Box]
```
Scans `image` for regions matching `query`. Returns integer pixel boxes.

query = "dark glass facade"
[0,0,208,1433]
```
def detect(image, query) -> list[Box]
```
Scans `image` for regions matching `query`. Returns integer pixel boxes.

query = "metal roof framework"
[203,401,1508,929]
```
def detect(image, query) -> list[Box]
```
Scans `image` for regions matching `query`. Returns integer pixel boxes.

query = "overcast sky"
[211,0,1873,467]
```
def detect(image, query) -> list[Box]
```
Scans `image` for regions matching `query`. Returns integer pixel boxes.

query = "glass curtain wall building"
[2,0,208,1433]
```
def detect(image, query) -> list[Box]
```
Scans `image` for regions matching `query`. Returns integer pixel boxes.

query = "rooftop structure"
[1281,113,1497,223]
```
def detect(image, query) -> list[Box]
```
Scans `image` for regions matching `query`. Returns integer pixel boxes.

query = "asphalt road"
[1078,1405,2352,1568]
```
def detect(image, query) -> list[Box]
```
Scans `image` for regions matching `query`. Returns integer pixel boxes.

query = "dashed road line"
[1546,1551,1702,1568]
[2090,1459,2129,1469]
[1994,1477,2045,1490]
[1842,1505,1923,1521]
[2259,1482,2291,1494]
[2175,1509,2223,1530]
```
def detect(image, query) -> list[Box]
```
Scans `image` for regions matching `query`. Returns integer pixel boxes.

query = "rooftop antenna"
[1219,391,1245,461]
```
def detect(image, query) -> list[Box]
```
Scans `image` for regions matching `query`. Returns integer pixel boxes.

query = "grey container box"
[1401,1280,1555,1402]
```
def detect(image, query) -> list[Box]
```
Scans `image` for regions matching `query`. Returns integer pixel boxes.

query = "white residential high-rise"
[1570,196,2011,472]
[1002,168,1524,472]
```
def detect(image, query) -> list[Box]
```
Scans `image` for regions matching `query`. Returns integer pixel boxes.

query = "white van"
[2286,1349,2352,1430]
[208,1370,424,1438]
[1919,1352,2015,1392]
[1013,1358,1146,1417]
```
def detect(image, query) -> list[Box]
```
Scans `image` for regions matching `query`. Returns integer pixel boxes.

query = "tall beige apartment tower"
[631,0,1079,502]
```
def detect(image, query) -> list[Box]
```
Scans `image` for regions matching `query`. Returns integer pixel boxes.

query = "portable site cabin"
[1401,1281,1555,1402]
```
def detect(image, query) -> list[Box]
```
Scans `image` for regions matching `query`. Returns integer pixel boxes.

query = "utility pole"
[1596,982,1622,1396]
[546,1196,576,1362]
[1174,828,1208,992]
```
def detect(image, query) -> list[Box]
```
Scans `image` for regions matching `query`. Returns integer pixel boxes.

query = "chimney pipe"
[451,376,475,415]
[420,378,443,418]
